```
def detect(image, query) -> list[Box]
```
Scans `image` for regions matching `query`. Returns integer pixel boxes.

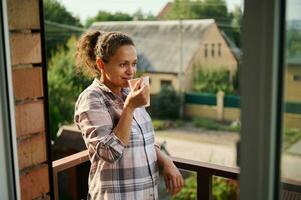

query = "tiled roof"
[90,19,214,73]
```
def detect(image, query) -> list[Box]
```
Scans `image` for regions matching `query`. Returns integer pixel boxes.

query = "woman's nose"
[127,64,136,74]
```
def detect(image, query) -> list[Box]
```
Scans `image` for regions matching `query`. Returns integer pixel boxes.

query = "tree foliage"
[192,69,237,94]
[48,36,91,139]
[287,28,301,57]
[85,11,133,27]
[228,5,242,48]
[132,9,156,21]
[173,174,238,200]
[44,0,83,60]
[162,0,242,48]
[163,0,229,22]
[150,85,180,119]
[44,0,82,26]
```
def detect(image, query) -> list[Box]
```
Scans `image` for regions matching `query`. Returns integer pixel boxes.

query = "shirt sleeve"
[75,91,126,163]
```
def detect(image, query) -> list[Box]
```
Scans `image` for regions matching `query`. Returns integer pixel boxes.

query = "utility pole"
[178,18,184,119]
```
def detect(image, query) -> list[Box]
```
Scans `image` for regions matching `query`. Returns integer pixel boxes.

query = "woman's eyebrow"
[118,60,129,63]
[119,59,137,63]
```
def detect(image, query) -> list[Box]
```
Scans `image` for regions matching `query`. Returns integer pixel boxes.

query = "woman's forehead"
[113,45,137,60]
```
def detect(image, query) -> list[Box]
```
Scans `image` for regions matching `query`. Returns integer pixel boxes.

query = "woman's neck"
[100,77,122,97]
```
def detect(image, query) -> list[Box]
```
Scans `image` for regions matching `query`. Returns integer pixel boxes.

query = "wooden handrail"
[53,150,89,173]
[171,156,239,179]
[52,150,89,200]
[52,150,239,200]
[52,150,301,200]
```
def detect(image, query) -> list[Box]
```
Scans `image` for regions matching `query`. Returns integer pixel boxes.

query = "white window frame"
[239,0,285,199]
[0,0,21,199]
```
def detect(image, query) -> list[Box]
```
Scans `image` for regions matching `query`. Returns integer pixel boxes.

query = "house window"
[293,75,301,81]
[204,43,208,57]
[160,80,172,87]
[211,43,215,57]
[218,43,222,56]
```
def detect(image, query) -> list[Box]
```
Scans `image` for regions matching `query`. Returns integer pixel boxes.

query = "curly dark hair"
[76,30,134,77]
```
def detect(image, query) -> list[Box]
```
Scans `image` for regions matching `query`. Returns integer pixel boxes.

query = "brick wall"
[8,0,50,199]
[184,23,238,91]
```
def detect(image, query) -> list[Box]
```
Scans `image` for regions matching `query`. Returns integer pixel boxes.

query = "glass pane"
[212,176,239,200]
[281,0,301,195]
[45,1,244,164]
[44,0,244,198]
[150,0,243,168]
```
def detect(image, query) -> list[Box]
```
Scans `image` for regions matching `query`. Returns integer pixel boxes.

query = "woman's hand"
[124,78,148,110]
[163,159,184,196]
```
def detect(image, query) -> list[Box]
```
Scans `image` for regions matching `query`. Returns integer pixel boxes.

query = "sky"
[58,0,243,24]
[287,0,301,20]
[58,0,301,24]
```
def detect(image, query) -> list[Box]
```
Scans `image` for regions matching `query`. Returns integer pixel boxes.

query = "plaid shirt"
[74,78,159,200]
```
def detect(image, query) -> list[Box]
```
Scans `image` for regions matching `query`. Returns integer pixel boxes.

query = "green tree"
[44,0,82,27]
[163,0,229,23]
[44,0,83,61]
[133,8,144,20]
[132,9,156,21]
[48,36,91,139]
[85,11,133,27]
[151,85,180,119]
[228,5,242,48]
[287,28,301,57]
[162,0,241,48]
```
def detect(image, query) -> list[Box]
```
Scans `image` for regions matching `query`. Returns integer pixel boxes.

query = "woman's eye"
[120,63,126,67]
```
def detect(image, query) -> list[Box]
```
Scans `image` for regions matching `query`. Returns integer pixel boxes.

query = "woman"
[74,30,184,200]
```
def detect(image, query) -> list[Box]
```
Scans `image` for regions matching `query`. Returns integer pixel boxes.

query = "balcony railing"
[52,150,301,200]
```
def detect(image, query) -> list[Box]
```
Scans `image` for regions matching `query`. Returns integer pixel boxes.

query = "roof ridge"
[91,19,215,27]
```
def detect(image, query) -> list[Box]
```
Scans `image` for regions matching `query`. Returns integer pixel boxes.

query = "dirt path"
[155,129,238,167]
[155,129,301,181]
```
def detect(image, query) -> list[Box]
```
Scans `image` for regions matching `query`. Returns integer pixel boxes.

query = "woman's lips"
[123,77,133,80]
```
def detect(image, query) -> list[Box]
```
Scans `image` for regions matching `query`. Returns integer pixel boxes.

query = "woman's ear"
[96,58,105,72]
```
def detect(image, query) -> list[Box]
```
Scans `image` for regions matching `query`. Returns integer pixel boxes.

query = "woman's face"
[101,45,137,90]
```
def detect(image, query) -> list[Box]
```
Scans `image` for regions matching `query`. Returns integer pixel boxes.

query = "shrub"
[283,127,301,150]
[172,175,197,200]
[152,120,166,131]
[151,85,180,119]
[227,121,241,132]
[212,176,238,200]
[172,174,238,200]
[48,36,91,139]
[193,69,236,94]
[192,118,224,130]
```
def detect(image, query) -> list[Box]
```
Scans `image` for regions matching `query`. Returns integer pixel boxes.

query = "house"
[90,19,238,94]
[285,56,301,102]
[157,2,173,20]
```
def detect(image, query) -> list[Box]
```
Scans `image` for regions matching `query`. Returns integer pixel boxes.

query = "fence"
[184,92,301,128]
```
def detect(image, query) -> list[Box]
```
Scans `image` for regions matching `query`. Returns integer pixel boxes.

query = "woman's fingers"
[172,174,184,196]
[164,176,170,193]
[177,177,183,194]
[172,176,178,195]
[181,175,185,188]
[132,78,142,91]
